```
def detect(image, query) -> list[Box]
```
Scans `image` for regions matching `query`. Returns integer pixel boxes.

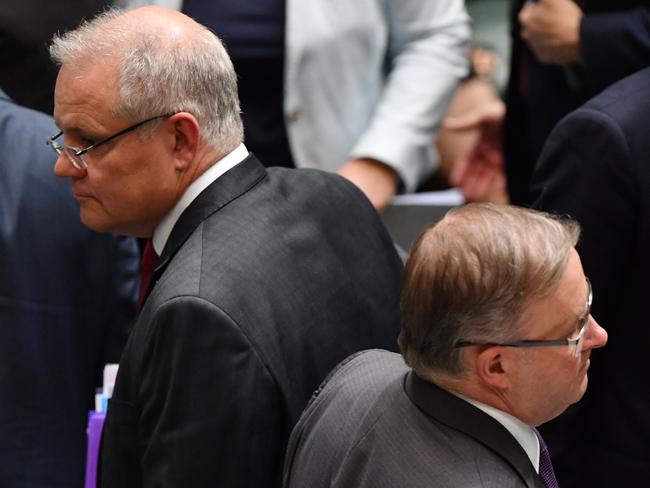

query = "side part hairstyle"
[399,203,580,376]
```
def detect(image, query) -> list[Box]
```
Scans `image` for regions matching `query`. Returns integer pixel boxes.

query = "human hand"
[519,0,583,65]
[337,158,399,211]
[443,99,508,203]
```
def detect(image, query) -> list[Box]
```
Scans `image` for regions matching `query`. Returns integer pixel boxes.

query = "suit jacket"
[99,155,403,488]
[0,91,139,487]
[283,350,546,488]
[531,66,650,487]
[504,0,650,205]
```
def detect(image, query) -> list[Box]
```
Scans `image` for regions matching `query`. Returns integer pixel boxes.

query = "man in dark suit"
[505,0,650,205]
[49,6,402,488]
[447,0,649,205]
[531,66,650,487]
[283,203,608,488]
[0,90,139,487]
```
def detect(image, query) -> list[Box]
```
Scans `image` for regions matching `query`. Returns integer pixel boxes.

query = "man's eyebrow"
[53,124,89,137]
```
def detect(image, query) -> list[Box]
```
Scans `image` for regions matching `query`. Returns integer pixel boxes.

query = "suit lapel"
[150,153,267,285]
[405,372,545,488]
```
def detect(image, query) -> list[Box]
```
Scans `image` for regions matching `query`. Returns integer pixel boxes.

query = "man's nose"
[585,315,608,350]
[53,153,87,178]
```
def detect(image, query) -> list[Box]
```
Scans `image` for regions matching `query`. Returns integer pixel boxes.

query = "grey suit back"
[284,350,539,488]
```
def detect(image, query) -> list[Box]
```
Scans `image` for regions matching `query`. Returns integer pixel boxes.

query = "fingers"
[444,100,506,132]
[518,0,582,64]
[442,99,506,131]
[449,154,470,187]
[462,164,508,203]
[518,0,533,31]
[444,112,486,132]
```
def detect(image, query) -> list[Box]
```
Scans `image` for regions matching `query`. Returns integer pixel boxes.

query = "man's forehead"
[54,64,119,127]
[56,57,119,90]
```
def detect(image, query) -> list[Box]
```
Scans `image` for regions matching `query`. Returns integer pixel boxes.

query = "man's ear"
[168,112,200,172]
[475,346,512,391]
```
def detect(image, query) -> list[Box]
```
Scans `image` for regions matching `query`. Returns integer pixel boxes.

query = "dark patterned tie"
[534,429,560,488]
[137,239,158,311]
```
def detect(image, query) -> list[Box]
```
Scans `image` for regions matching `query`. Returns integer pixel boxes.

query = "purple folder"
[84,411,106,488]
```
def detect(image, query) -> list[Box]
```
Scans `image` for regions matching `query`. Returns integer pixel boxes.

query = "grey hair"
[49,8,243,152]
[398,203,581,377]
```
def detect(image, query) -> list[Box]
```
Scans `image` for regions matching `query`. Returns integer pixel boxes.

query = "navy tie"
[534,429,560,488]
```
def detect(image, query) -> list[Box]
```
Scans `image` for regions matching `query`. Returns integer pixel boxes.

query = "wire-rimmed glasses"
[47,113,175,169]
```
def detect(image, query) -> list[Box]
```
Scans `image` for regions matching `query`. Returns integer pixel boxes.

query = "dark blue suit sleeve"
[580,7,650,93]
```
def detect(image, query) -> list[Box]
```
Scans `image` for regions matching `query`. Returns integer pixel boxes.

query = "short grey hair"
[398,203,581,377]
[49,8,243,152]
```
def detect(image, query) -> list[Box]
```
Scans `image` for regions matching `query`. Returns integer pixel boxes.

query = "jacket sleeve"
[137,296,285,488]
[580,7,650,93]
[349,0,471,191]
[531,107,637,323]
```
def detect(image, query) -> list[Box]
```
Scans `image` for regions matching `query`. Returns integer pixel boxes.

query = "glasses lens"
[572,317,590,357]
[62,147,87,170]
[48,134,87,169]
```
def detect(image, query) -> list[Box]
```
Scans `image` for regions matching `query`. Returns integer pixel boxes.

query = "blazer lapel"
[405,372,545,488]
[152,153,267,282]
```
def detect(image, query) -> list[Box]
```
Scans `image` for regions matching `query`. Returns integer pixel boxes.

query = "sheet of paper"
[390,188,464,206]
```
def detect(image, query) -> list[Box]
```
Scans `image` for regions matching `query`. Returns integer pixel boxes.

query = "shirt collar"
[152,143,249,255]
[456,393,541,472]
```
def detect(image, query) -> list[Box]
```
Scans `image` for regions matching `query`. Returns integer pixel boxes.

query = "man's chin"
[79,210,113,233]
[572,376,589,406]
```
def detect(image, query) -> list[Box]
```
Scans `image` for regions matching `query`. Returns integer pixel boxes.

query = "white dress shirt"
[458,394,542,473]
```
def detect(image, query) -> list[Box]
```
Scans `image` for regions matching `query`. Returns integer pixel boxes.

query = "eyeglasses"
[46,113,174,169]
[455,278,593,358]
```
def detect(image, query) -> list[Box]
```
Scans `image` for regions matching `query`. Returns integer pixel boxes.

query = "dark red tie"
[137,239,159,311]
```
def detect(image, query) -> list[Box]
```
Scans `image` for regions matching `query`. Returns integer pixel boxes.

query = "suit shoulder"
[267,166,374,207]
[581,67,650,123]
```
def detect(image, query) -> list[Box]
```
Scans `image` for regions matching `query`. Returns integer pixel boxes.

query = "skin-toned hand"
[337,158,399,211]
[519,0,583,65]
[443,99,508,204]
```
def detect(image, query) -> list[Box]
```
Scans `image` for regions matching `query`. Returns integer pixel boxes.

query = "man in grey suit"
[49,6,402,488]
[283,203,608,488]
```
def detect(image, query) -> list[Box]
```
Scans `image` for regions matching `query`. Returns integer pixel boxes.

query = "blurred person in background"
[445,0,650,205]
[0,89,139,487]
[532,66,650,488]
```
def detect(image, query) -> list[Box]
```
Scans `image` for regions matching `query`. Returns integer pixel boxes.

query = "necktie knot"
[137,239,159,311]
